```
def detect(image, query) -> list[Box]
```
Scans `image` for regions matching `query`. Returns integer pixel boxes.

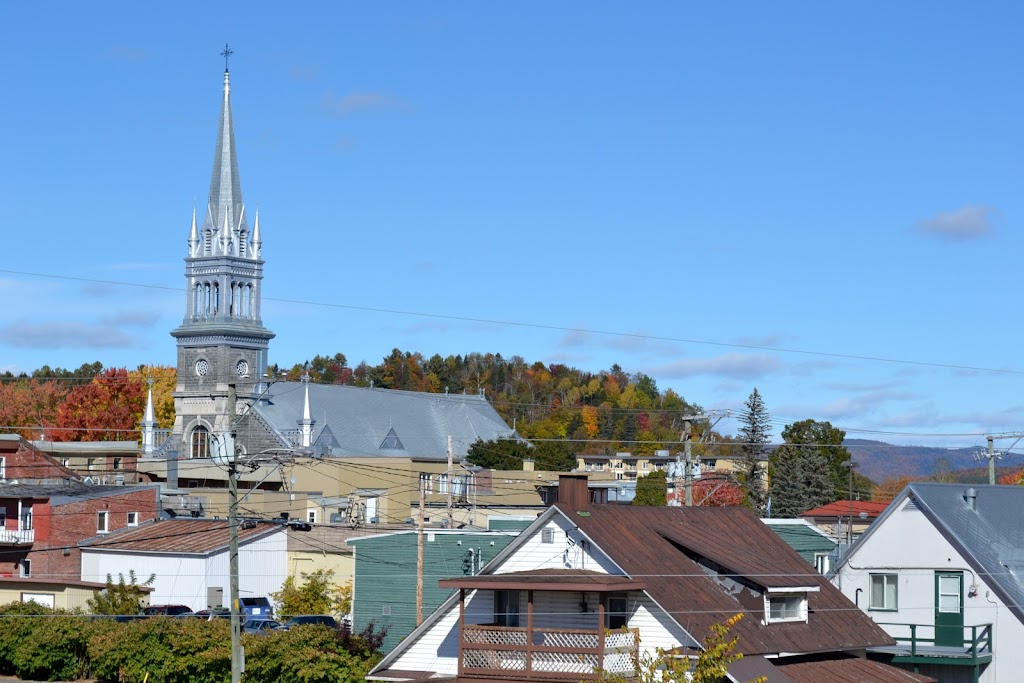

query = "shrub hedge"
[0,603,383,683]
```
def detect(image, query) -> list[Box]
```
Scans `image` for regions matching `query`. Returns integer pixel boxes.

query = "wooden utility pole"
[416,472,425,625]
[226,384,242,683]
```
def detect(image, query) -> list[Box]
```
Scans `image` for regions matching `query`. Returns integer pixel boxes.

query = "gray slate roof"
[867,483,1024,624]
[254,382,516,460]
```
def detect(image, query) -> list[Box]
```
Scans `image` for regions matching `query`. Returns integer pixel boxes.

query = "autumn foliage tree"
[53,368,147,441]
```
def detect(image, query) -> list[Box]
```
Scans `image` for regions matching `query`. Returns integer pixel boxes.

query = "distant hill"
[844,439,1024,484]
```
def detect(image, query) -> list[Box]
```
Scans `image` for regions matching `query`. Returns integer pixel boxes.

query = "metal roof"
[79,518,281,555]
[254,382,516,459]
[800,499,889,519]
[563,503,895,655]
[861,482,1024,626]
[0,481,158,505]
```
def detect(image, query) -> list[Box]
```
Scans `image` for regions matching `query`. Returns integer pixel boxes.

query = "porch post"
[458,589,466,677]
[526,590,534,675]
[598,595,606,672]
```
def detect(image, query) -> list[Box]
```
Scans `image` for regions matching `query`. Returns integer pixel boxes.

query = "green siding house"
[762,519,837,573]
[348,529,519,652]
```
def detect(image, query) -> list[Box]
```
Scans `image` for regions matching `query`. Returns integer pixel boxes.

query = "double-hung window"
[869,574,898,611]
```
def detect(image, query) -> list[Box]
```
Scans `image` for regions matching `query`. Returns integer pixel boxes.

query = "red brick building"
[0,435,159,580]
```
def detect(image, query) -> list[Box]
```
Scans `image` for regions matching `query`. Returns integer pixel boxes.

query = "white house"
[80,518,287,613]
[367,475,931,683]
[831,483,1024,683]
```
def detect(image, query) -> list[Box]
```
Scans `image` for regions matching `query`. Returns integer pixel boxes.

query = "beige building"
[0,577,151,612]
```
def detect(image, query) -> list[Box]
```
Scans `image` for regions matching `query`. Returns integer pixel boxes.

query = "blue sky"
[1,3,1022,450]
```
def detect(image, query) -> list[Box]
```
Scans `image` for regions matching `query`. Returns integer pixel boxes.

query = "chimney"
[522,458,535,472]
[964,488,978,511]
[558,474,590,511]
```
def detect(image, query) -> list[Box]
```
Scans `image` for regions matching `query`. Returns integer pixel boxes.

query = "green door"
[934,571,964,647]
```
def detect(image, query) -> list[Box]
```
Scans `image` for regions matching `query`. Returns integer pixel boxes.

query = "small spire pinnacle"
[141,374,157,455]
[188,206,199,255]
[252,210,261,258]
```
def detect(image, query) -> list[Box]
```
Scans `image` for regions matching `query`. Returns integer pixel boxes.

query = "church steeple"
[169,55,276,459]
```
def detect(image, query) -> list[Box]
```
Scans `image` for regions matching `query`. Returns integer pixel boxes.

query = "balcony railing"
[874,622,993,666]
[460,625,638,680]
[0,528,34,545]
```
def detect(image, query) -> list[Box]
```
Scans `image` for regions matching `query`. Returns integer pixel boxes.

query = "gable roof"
[562,503,894,655]
[79,518,281,555]
[800,499,888,520]
[845,482,1024,626]
[254,382,516,459]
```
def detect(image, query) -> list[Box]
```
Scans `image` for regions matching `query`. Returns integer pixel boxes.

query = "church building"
[146,62,516,474]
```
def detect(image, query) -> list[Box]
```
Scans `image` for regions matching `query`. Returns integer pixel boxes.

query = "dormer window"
[763,587,816,624]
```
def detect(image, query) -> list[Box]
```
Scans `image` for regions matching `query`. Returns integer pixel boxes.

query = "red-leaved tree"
[53,368,147,441]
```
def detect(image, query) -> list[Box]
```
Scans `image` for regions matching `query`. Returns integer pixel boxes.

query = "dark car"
[279,615,339,630]
[143,605,194,617]
[242,618,282,634]
[190,608,231,620]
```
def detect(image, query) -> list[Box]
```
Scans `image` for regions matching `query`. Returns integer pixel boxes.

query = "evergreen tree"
[769,419,849,517]
[736,388,771,515]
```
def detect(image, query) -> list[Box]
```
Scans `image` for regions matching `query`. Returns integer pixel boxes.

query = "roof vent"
[964,488,978,511]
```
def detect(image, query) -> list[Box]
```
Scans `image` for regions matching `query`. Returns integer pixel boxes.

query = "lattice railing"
[461,626,639,679]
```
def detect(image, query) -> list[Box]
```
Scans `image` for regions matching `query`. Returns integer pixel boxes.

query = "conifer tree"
[737,388,771,515]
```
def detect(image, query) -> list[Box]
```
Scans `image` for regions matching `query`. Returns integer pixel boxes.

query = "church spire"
[141,375,157,455]
[198,67,251,258]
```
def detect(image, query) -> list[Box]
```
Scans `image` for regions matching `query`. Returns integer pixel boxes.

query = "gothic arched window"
[190,426,210,459]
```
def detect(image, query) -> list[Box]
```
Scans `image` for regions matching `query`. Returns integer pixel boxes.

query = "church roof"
[254,382,517,460]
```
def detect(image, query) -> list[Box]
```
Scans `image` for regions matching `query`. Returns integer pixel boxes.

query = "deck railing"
[876,622,993,661]
[460,625,639,680]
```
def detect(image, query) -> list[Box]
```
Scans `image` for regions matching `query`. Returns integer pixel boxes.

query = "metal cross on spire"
[220,43,234,72]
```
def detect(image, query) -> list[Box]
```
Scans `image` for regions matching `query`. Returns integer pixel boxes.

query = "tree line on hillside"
[2,355,999,517]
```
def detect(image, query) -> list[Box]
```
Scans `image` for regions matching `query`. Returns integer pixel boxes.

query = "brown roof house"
[367,476,932,683]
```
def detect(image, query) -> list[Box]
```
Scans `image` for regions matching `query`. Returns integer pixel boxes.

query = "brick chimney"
[558,474,590,510]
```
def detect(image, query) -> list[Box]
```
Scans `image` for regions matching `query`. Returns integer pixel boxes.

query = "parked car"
[239,597,274,619]
[189,608,231,620]
[278,615,339,630]
[143,605,194,617]
[242,618,282,634]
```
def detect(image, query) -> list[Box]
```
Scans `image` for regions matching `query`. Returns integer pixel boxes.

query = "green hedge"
[0,604,382,683]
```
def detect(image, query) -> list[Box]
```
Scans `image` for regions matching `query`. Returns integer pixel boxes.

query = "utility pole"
[447,435,454,529]
[226,384,242,683]
[416,472,425,625]
[988,436,995,486]
[684,420,693,507]
[980,433,1024,485]
[675,415,707,507]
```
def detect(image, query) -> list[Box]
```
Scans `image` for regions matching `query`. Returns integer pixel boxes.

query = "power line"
[1,267,1020,376]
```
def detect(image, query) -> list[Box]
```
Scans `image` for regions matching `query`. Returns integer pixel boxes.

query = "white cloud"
[916,205,995,240]
[649,353,782,379]
[0,322,135,349]
[322,91,406,118]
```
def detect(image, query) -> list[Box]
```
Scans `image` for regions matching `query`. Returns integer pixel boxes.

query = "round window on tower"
[236,360,249,377]
[195,359,209,377]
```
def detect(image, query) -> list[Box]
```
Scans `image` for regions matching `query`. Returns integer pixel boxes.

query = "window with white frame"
[765,593,808,623]
[0,457,5,479]
[438,473,449,494]
[307,509,317,524]
[127,512,139,527]
[20,559,31,578]
[869,573,898,611]
[419,473,433,495]
[97,511,109,534]
[190,427,210,459]
[814,553,830,575]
